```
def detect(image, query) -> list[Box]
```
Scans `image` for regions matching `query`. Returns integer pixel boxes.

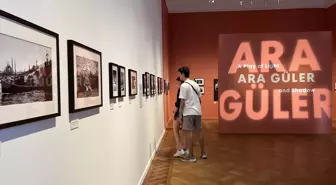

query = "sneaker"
[181,155,196,163]
[173,150,185,157]
[201,152,207,159]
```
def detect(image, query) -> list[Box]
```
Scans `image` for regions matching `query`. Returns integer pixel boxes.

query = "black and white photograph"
[68,40,102,113]
[0,9,60,129]
[142,74,147,95]
[214,79,218,101]
[118,65,126,97]
[200,86,205,95]
[150,74,155,95]
[146,72,150,96]
[109,63,119,98]
[194,78,204,86]
[153,74,156,95]
[128,69,137,96]
[157,77,161,94]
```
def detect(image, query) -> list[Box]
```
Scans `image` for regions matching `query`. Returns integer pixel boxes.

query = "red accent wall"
[327,4,336,128]
[162,0,171,127]
[168,9,327,120]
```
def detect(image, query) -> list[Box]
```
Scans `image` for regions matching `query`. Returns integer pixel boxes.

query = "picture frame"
[128,69,137,96]
[68,40,102,113]
[0,9,61,129]
[118,65,126,97]
[214,79,218,101]
[150,74,154,96]
[160,78,164,94]
[153,74,156,95]
[109,63,119,98]
[200,86,205,95]
[157,77,161,94]
[142,74,147,95]
[194,78,204,86]
[145,72,150,97]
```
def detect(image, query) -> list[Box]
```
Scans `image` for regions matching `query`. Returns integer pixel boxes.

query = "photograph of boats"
[68,40,102,113]
[76,56,99,98]
[0,9,60,130]
[0,33,53,106]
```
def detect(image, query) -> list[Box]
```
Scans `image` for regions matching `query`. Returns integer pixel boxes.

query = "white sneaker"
[173,150,185,157]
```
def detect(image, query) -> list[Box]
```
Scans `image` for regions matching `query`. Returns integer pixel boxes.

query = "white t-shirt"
[179,79,202,116]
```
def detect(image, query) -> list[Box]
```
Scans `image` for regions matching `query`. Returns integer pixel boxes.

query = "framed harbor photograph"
[109,63,119,98]
[142,74,146,95]
[0,10,61,129]
[68,40,102,113]
[128,69,137,96]
[145,72,150,97]
[118,65,126,97]
[200,86,205,95]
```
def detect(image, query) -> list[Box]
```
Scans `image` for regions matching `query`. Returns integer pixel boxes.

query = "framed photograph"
[146,72,150,97]
[150,74,154,95]
[142,74,146,95]
[128,69,137,96]
[194,78,204,86]
[0,10,61,129]
[214,79,218,101]
[200,86,205,95]
[68,40,102,113]
[118,65,126,97]
[153,74,156,95]
[157,77,161,94]
[109,63,119,98]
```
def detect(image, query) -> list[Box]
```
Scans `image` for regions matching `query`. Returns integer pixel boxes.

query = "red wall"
[327,4,336,128]
[162,0,171,127]
[168,8,327,120]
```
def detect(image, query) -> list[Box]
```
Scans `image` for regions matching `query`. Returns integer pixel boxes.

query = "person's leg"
[181,116,196,162]
[195,115,207,159]
[173,119,182,150]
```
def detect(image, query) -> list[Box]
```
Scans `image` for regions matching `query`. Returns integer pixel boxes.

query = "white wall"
[0,0,164,185]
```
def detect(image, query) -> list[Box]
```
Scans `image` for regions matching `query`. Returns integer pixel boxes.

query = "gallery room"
[0,0,336,185]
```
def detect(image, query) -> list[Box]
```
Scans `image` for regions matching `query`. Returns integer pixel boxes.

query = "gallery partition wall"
[0,1,165,185]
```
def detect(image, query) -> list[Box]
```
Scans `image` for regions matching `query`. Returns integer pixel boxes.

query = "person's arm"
[175,88,181,110]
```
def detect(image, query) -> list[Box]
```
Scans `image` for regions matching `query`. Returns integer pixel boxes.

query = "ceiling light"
[264,0,268,4]
[277,0,280,4]
[209,0,215,3]
[250,0,254,5]
[240,0,243,6]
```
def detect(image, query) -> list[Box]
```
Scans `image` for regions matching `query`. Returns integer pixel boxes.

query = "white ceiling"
[166,0,336,13]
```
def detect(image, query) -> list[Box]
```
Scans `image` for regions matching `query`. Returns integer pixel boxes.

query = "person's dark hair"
[176,77,181,81]
[178,66,190,78]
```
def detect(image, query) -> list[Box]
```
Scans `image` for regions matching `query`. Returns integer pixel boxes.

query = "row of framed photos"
[0,9,165,130]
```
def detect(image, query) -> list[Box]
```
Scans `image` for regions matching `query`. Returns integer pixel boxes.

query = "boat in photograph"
[0,54,52,94]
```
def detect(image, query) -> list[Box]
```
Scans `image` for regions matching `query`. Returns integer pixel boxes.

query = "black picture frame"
[145,72,150,97]
[118,65,126,97]
[194,78,204,86]
[142,74,147,95]
[0,9,61,130]
[214,79,218,101]
[109,63,119,98]
[68,40,103,113]
[128,69,137,96]
[150,74,155,96]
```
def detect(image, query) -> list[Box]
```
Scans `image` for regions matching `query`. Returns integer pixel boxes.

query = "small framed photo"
[200,86,205,95]
[161,78,164,94]
[109,63,119,98]
[145,72,150,97]
[142,74,147,95]
[128,69,137,96]
[150,74,155,95]
[214,79,218,101]
[157,77,161,94]
[118,65,126,97]
[194,78,204,86]
[68,40,103,113]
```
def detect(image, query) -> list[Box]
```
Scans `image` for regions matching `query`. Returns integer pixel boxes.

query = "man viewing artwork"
[178,66,207,162]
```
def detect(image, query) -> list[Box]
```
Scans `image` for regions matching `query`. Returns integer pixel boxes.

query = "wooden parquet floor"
[144,120,336,185]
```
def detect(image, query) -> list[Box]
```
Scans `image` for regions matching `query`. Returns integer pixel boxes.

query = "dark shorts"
[182,115,202,131]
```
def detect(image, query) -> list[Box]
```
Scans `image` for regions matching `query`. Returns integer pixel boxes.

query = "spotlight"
[209,0,215,3]
[240,0,243,6]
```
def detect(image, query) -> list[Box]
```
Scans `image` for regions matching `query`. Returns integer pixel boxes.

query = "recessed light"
[209,0,215,3]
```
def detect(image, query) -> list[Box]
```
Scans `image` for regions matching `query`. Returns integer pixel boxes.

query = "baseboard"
[137,129,166,185]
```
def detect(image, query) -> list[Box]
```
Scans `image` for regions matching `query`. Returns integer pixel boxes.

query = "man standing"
[178,66,207,162]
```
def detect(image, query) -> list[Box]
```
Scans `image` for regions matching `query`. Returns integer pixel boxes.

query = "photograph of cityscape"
[0,33,53,106]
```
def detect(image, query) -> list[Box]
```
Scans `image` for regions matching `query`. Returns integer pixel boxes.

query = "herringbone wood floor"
[144,120,336,185]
